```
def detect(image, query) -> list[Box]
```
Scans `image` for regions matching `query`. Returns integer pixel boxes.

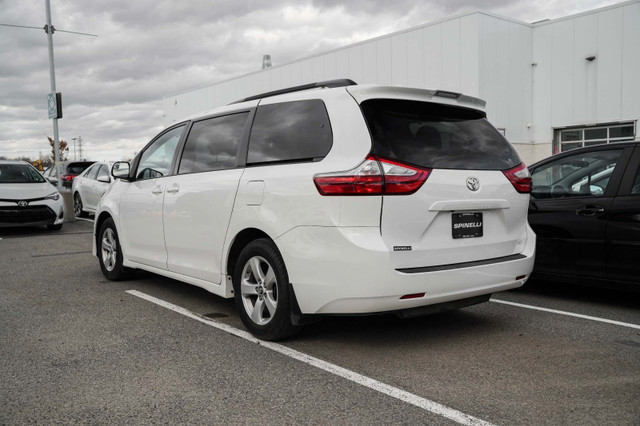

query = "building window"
[555,122,636,153]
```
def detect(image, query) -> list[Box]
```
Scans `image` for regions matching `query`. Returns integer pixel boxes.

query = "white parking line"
[126,289,495,426]
[75,217,94,223]
[490,299,640,330]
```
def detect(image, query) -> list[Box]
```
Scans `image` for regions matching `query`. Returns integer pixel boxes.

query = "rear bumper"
[276,224,535,314]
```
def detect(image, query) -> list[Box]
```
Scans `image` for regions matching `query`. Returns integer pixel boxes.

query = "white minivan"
[94,80,535,340]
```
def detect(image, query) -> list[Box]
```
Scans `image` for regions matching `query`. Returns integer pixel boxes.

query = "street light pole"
[44,0,61,190]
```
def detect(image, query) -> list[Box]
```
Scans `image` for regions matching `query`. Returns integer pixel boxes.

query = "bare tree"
[47,136,69,162]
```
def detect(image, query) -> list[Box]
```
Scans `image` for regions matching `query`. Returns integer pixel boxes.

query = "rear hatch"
[359,97,530,269]
[66,161,95,176]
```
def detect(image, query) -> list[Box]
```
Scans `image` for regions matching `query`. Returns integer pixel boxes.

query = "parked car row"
[91,82,637,341]
[1,160,129,231]
[43,161,95,189]
[0,160,65,230]
[2,82,637,342]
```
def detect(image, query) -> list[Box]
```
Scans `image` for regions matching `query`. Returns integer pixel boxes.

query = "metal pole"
[45,0,61,190]
[72,137,77,160]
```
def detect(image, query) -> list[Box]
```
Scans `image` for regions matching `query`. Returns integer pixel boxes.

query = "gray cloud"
[0,0,620,161]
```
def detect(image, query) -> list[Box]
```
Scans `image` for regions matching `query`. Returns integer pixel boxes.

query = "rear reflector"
[400,293,425,300]
[502,163,531,194]
[314,156,431,196]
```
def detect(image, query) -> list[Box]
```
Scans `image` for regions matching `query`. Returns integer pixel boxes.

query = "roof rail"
[231,79,357,104]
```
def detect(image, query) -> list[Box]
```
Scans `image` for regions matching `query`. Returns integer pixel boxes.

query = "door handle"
[166,184,180,194]
[576,205,605,217]
[151,186,163,195]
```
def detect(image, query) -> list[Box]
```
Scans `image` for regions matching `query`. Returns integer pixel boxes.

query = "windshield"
[361,99,521,170]
[0,164,47,184]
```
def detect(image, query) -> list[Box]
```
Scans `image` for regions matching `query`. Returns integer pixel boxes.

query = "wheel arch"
[225,227,273,278]
[95,211,114,253]
[225,227,311,328]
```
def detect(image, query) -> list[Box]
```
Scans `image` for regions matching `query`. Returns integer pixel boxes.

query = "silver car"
[0,160,64,230]
[72,162,113,218]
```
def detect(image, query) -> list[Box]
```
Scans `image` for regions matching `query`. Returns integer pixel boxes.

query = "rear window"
[361,99,521,170]
[247,100,332,165]
[67,162,95,174]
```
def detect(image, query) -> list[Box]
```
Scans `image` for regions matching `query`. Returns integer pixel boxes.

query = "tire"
[98,217,131,281]
[74,193,88,218]
[47,223,63,231]
[233,239,302,341]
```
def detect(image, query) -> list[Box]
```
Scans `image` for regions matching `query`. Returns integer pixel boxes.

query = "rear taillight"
[502,163,531,193]
[314,156,431,196]
[379,157,431,194]
[61,174,76,182]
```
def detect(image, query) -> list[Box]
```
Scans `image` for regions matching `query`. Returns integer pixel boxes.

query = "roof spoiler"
[230,79,357,104]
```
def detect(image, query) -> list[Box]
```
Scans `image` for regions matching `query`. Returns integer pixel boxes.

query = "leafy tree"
[47,136,69,162]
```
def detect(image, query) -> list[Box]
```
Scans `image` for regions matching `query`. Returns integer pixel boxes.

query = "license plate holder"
[452,212,483,239]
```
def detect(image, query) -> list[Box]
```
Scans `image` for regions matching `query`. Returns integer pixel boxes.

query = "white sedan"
[0,160,64,230]
[72,162,114,218]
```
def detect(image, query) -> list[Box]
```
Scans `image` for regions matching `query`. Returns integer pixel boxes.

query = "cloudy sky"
[0,0,620,162]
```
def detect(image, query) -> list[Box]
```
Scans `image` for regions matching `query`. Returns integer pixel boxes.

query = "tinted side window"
[361,99,521,170]
[531,149,623,199]
[137,125,185,180]
[179,112,248,174]
[47,166,58,179]
[247,100,332,165]
[86,164,99,180]
[96,165,110,181]
[627,157,640,195]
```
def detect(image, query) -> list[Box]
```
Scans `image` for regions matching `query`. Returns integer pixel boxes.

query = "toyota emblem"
[466,177,480,192]
[17,200,28,207]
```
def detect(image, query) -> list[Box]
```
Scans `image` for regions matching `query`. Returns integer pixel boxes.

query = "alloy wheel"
[101,228,117,272]
[74,194,82,217]
[240,256,278,325]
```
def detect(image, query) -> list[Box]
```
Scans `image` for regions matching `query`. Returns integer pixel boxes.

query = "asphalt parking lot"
[1,220,639,425]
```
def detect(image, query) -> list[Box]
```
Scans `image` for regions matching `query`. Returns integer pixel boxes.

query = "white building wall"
[532,1,640,143]
[478,15,533,143]
[163,13,486,127]
[622,3,640,120]
[163,1,640,164]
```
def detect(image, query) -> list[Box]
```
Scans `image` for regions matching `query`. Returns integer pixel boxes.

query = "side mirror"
[589,185,604,195]
[111,161,132,181]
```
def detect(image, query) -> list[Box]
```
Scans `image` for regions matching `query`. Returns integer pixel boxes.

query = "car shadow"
[518,278,640,310]
[123,270,502,345]
[0,221,93,238]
